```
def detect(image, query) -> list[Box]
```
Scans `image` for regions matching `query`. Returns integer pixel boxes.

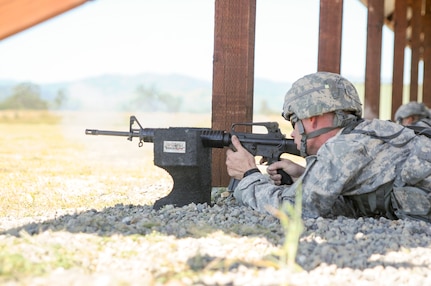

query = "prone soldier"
[226,72,431,222]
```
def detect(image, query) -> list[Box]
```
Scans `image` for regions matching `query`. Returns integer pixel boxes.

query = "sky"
[0,0,398,84]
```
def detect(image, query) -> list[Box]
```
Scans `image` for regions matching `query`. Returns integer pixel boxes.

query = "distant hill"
[0,73,292,114]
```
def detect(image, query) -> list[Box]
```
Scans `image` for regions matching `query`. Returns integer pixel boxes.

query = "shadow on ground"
[2,200,431,272]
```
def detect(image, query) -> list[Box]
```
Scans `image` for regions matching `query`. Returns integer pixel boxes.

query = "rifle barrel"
[85,129,131,137]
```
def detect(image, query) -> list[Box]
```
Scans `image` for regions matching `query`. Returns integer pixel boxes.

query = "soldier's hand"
[267,159,305,185]
[226,135,257,180]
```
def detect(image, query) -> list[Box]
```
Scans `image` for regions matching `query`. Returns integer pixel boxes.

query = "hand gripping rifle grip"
[228,169,293,192]
[277,169,293,185]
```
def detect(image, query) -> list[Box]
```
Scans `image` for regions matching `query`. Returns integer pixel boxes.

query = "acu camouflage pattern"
[282,72,362,121]
[394,101,430,123]
[409,118,431,128]
[234,119,431,222]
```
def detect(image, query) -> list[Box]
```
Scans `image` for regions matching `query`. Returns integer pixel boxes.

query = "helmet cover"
[282,72,362,121]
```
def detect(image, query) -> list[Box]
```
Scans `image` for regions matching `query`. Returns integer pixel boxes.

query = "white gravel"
[1,188,431,286]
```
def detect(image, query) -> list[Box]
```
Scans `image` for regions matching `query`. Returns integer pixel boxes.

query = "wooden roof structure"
[357,0,431,120]
[1,0,430,186]
[0,0,88,40]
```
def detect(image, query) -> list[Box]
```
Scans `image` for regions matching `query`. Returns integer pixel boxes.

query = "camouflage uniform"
[394,101,431,127]
[233,72,431,221]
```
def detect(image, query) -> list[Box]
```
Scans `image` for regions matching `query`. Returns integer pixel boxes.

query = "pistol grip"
[277,169,293,185]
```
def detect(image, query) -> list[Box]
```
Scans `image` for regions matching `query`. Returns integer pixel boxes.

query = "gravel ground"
[1,187,431,286]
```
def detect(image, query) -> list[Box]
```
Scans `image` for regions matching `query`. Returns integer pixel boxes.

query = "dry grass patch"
[0,111,177,217]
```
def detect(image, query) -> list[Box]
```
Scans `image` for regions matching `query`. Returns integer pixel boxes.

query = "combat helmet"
[282,72,363,157]
[394,101,430,124]
[282,71,362,121]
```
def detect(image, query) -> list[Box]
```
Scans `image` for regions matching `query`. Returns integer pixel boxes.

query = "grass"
[0,110,61,124]
[272,183,304,270]
[0,231,80,279]
[0,110,174,217]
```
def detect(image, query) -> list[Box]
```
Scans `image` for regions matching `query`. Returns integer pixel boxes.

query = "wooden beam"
[409,0,422,102]
[364,0,384,119]
[211,0,256,187]
[0,0,89,40]
[317,0,343,73]
[423,0,431,107]
[391,0,408,121]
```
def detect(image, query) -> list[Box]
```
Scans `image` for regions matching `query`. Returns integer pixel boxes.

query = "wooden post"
[317,0,343,73]
[364,0,384,119]
[391,0,407,120]
[423,0,431,107]
[409,0,422,102]
[211,0,256,187]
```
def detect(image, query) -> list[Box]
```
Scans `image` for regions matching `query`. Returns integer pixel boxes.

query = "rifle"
[200,122,300,189]
[85,116,300,209]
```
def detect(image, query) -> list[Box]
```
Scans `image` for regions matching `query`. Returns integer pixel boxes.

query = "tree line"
[0,81,278,114]
[0,82,66,110]
[0,82,182,112]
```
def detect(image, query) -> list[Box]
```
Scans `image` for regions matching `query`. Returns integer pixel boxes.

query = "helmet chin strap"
[296,120,339,157]
[295,111,359,157]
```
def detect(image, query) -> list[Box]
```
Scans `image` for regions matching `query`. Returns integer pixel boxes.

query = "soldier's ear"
[307,116,319,129]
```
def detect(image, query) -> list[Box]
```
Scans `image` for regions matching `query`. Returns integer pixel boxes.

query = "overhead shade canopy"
[0,0,89,40]
[360,0,416,51]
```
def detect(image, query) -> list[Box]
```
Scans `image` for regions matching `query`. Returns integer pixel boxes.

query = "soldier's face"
[401,116,415,126]
[290,115,330,156]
